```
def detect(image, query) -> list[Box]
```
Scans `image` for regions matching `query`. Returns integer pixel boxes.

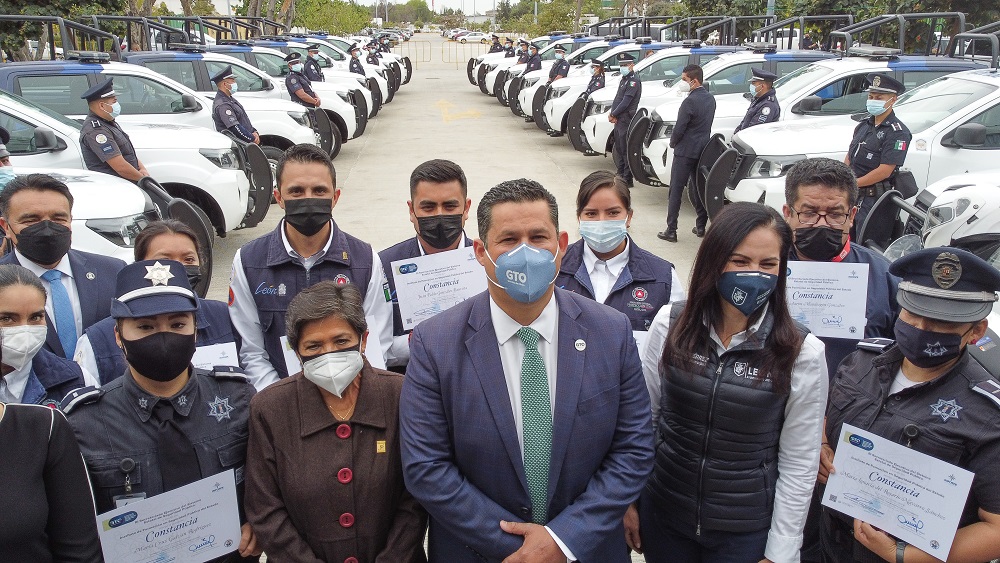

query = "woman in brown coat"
[245,282,427,563]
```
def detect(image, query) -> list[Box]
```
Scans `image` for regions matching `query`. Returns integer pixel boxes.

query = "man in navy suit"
[0,174,125,359]
[400,178,654,562]
[658,64,716,243]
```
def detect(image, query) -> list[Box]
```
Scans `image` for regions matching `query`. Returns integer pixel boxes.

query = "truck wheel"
[328,121,343,160]
[260,146,283,193]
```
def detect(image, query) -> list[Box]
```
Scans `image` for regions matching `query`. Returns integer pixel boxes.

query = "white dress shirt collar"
[279,219,334,269]
[708,303,770,354]
[0,363,33,403]
[581,238,630,279]
[16,249,73,280]
[489,292,558,348]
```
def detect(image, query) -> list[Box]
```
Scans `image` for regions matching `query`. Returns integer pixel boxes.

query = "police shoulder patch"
[225,109,233,115]
[972,379,1000,410]
[206,365,250,382]
[61,386,103,414]
[891,122,902,131]
[762,107,770,115]
[95,133,108,144]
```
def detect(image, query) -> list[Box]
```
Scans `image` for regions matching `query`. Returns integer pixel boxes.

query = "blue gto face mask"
[579,219,627,254]
[486,243,559,303]
[717,270,777,317]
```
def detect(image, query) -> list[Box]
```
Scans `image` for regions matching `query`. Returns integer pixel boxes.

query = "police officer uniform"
[585,60,606,96]
[504,40,515,57]
[366,42,381,65]
[64,260,256,562]
[822,248,1000,563]
[79,78,141,179]
[489,35,504,53]
[556,237,683,332]
[516,40,530,64]
[303,44,325,82]
[379,235,472,370]
[211,65,257,144]
[611,52,641,186]
[380,37,391,53]
[848,73,911,235]
[735,67,780,134]
[284,52,318,108]
[548,45,570,83]
[524,43,542,73]
[348,44,365,76]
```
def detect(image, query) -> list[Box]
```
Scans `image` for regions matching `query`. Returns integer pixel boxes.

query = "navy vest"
[240,221,373,379]
[84,298,237,386]
[22,347,86,409]
[648,302,806,534]
[379,235,472,338]
[556,238,674,332]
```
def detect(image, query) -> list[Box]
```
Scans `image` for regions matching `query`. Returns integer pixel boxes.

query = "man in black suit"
[0,174,126,359]
[658,64,716,243]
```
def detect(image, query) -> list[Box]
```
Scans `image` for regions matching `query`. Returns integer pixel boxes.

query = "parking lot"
[205,32,703,302]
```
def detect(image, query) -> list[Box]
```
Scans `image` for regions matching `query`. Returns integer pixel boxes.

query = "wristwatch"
[896,540,906,563]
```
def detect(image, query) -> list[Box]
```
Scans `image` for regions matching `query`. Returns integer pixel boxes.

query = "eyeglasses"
[790,207,850,227]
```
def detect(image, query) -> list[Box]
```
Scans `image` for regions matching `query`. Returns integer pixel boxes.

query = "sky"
[354,0,500,18]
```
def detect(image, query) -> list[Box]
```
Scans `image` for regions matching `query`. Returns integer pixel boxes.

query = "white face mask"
[1,325,47,371]
[677,80,691,93]
[302,348,364,397]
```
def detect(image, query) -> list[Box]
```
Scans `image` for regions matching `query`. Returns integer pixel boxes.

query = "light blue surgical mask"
[555,52,564,59]
[866,99,890,116]
[485,243,559,303]
[579,220,627,253]
[0,166,15,191]
[229,82,239,94]
[717,270,777,317]
[591,67,598,76]
[103,101,121,118]
[749,83,758,97]
[291,63,304,73]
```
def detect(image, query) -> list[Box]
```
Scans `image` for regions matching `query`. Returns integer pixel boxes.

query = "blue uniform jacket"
[303,56,325,82]
[585,73,605,96]
[349,56,365,76]
[83,298,238,386]
[524,54,542,73]
[21,347,86,409]
[610,70,641,119]
[0,249,126,358]
[734,89,780,133]
[549,59,570,81]
[212,90,256,143]
[556,238,675,332]
[285,71,317,107]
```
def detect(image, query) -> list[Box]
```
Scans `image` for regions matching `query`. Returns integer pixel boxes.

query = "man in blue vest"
[0,174,125,360]
[379,159,473,370]
[228,144,392,390]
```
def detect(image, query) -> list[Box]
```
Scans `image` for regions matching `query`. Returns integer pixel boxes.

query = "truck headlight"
[199,148,240,170]
[336,91,352,103]
[486,63,498,71]
[924,198,971,235]
[588,101,611,116]
[286,111,310,127]
[654,121,674,139]
[746,155,805,178]
[86,213,150,247]
[551,85,570,98]
[524,77,540,87]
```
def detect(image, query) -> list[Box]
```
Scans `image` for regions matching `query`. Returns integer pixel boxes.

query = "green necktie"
[517,326,552,524]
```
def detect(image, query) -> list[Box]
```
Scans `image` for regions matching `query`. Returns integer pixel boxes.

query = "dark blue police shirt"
[848,111,912,178]
[735,89,780,133]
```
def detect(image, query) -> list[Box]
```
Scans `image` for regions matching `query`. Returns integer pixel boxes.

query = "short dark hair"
[576,170,631,216]
[133,219,205,264]
[285,281,367,352]
[0,173,74,218]
[276,144,337,193]
[477,179,558,242]
[409,159,468,199]
[682,64,703,84]
[784,158,858,208]
[0,264,45,300]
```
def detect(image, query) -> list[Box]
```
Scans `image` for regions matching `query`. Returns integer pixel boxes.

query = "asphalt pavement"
[206,32,704,305]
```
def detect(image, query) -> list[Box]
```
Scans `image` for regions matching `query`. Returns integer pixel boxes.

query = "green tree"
[294,0,371,35]
[151,1,173,15]
[0,0,125,60]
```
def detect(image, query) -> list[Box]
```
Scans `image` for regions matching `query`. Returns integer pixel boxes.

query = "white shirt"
[580,240,688,305]
[72,336,102,388]
[386,234,470,368]
[888,367,923,395]
[0,363,32,403]
[640,303,828,562]
[17,250,83,338]
[228,220,393,390]
[488,294,575,562]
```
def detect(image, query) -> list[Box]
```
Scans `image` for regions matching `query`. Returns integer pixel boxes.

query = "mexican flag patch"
[894,140,908,150]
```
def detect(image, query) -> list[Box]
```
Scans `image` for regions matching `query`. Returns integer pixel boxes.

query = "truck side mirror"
[33,127,61,151]
[180,94,201,112]
[952,123,987,148]
[795,95,822,114]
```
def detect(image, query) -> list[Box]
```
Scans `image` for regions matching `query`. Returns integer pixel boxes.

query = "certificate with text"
[822,424,973,560]
[786,261,869,339]
[96,469,241,563]
[391,247,487,330]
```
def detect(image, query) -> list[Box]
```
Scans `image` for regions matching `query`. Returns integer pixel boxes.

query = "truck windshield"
[774,64,833,100]
[0,89,81,131]
[894,77,998,134]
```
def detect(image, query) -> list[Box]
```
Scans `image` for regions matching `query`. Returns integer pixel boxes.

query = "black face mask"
[120,331,197,382]
[14,220,72,265]
[185,265,202,289]
[793,227,844,261]
[284,197,332,237]
[417,214,464,250]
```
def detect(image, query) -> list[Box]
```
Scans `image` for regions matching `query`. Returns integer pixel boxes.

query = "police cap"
[592,60,605,69]
[210,64,236,83]
[750,68,777,83]
[81,77,116,102]
[866,72,904,95]
[504,37,512,43]
[554,45,566,53]
[529,42,540,50]
[348,43,360,53]
[284,52,301,63]
[889,247,1000,323]
[307,43,321,51]
[111,260,199,319]
[618,52,635,63]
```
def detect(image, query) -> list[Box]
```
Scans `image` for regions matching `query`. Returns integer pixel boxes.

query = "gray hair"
[285,281,366,351]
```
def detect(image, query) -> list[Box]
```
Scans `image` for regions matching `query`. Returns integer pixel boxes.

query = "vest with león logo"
[647,301,807,534]
[240,221,373,379]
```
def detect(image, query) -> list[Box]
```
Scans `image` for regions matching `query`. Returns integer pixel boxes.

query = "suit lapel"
[68,251,98,328]
[466,297,530,497]
[548,291,586,500]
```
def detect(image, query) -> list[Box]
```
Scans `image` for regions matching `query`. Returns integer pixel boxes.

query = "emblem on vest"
[930,398,961,422]
[632,287,647,301]
[334,274,351,286]
[627,286,655,313]
[207,396,235,422]
[734,361,770,382]
[255,282,285,296]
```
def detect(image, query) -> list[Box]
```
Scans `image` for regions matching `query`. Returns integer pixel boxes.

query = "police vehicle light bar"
[745,42,778,53]
[847,45,902,58]
[65,50,111,63]
[217,39,253,46]
[167,43,207,52]
[604,34,622,41]
[550,30,568,36]
[681,39,703,48]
